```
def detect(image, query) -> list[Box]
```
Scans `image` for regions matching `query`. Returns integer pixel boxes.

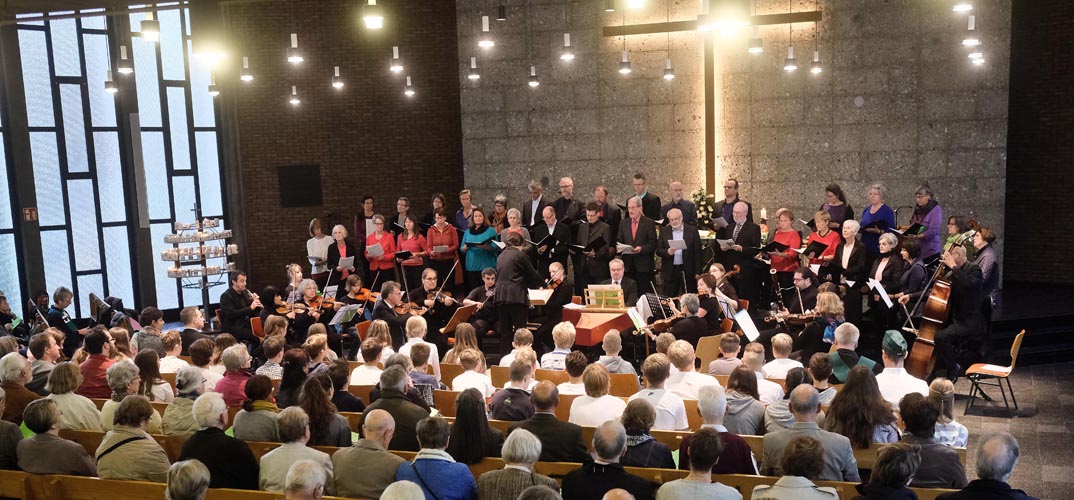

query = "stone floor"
[955,360,1073,499]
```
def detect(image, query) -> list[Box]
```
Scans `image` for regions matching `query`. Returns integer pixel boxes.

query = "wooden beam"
[602,10,822,37]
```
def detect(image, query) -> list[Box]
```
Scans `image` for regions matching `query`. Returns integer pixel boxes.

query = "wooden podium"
[562,286,633,346]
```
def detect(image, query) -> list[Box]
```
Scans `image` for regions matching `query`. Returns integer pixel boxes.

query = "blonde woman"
[793,291,845,363]
[442,323,480,365]
[359,320,395,364]
[929,378,968,448]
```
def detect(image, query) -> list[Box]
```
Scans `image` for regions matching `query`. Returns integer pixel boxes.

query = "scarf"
[822,317,843,344]
[625,433,654,447]
[469,224,489,236]
[879,249,896,258]
[251,400,281,413]
[913,199,938,218]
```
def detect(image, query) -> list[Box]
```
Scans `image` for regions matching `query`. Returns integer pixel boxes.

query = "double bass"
[904,223,977,379]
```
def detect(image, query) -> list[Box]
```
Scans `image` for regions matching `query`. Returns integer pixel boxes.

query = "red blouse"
[397,234,427,267]
[807,229,841,265]
[365,232,397,271]
[771,230,802,273]
[426,224,459,261]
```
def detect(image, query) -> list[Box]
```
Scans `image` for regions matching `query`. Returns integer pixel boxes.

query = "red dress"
[397,234,427,267]
[365,232,397,271]
[807,229,841,265]
[771,230,802,272]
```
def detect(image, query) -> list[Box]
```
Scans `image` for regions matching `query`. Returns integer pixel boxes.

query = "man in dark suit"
[631,173,662,221]
[358,366,431,452]
[372,281,418,350]
[507,381,589,463]
[218,271,262,346]
[712,178,754,228]
[561,420,654,500]
[935,246,985,379]
[617,196,658,294]
[531,206,571,279]
[179,306,210,356]
[659,208,703,297]
[573,203,614,295]
[551,176,585,228]
[594,185,622,242]
[521,179,551,228]
[935,432,1039,500]
[661,181,698,226]
[494,232,544,355]
[601,259,639,306]
[717,202,762,310]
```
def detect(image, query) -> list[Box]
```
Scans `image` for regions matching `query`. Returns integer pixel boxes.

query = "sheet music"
[492,241,506,250]
[307,255,324,265]
[365,219,375,236]
[432,245,450,254]
[365,244,383,258]
[329,304,363,325]
[323,285,338,298]
[809,264,821,275]
[712,217,729,229]
[563,302,585,310]
[734,309,761,342]
[528,288,553,304]
[668,239,687,250]
[716,239,735,251]
[616,243,636,255]
[337,256,355,270]
[845,280,856,288]
[868,278,894,309]
[285,291,301,303]
[627,307,648,331]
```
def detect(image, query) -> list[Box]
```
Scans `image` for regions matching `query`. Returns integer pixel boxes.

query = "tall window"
[0,95,19,312]
[14,8,225,315]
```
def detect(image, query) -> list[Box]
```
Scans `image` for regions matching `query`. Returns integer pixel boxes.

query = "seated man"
[332,409,406,499]
[762,333,803,379]
[679,385,758,475]
[27,332,61,396]
[358,366,430,452]
[570,364,628,428]
[761,385,860,482]
[556,351,587,395]
[508,381,588,463]
[562,421,654,500]
[936,432,1039,500]
[284,459,328,500]
[179,306,211,356]
[408,343,441,390]
[808,353,838,406]
[601,258,639,305]
[753,436,838,499]
[827,323,882,384]
[259,406,333,493]
[499,328,534,368]
[327,360,365,413]
[875,330,929,407]
[598,330,639,382]
[490,360,535,422]
[464,267,499,335]
[628,353,687,431]
[743,343,784,405]
[451,349,496,399]
[666,340,719,400]
[657,428,740,499]
[178,392,260,490]
[707,332,744,376]
[76,327,115,399]
[540,322,576,370]
[899,393,968,489]
[349,339,384,386]
[395,417,478,500]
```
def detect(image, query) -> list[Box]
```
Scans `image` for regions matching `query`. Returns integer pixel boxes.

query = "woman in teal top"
[460,207,500,292]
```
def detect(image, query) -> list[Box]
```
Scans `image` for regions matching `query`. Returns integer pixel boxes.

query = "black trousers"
[498,303,529,355]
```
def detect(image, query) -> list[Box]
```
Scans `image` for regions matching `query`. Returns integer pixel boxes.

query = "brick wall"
[1004,0,1074,285]
[227,0,464,290]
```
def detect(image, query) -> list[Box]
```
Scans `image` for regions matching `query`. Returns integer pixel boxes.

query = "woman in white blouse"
[44,362,102,431]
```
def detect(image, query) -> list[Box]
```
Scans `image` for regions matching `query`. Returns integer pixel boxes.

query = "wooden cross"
[603,11,822,193]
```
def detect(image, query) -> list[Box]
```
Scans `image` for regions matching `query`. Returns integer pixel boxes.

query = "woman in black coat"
[620,399,675,469]
[325,225,357,299]
[866,233,905,344]
[833,221,868,328]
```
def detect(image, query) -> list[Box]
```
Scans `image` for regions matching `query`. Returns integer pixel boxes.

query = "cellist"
[933,246,985,380]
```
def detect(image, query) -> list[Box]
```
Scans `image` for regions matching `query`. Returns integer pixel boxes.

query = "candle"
[760,207,768,220]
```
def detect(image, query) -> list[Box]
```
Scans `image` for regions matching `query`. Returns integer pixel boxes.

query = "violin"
[545,278,562,290]
[276,303,308,315]
[394,302,426,315]
[308,295,338,312]
[348,288,379,302]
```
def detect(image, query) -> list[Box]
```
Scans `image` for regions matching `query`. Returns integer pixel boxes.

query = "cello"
[904,223,977,379]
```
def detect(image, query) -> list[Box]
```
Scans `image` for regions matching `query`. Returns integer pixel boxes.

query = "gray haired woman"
[99,359,162,433]
[162,367,204,436]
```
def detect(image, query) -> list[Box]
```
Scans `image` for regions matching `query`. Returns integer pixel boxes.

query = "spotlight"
[363,0,384,29]
[390,46,404,73]
[528,66,539,87]
[468,57,481,80]
[240,56,254,82]
[618,51,631,74]
[117,46,133,74]
[332,66,344,89]
[404,76,415,96]
[783,46,797,72]
[141,12,160,43]
[663,58,674,80]
[287,33,303,64]
[289,85,300,105]
[560,33,574,61]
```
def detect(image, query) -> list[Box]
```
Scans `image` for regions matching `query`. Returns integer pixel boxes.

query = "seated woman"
[134,349,174,402]
[16,398,97,476]
[823,365,900,449]
[851,442,922,500]
[763,367,820,434]
[162,367,205,437]
[722,366,765,436]
[441,323,480,365]
[100,360,162,433]
[358,321,396,364]
[620,398,675,469]
[96,395,170,482]
[233,375,281,443]
[166,460,211,500]
[793,291,845,363]
[751,436,839,500]
[44,362,102,431]
[446,388,503,465]
[215,344,253,407]
[476,429,558,500]
[299,374,352,447]
[275,349,310,409]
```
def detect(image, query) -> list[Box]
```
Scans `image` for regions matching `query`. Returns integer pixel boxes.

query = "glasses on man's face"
[724,185,735,189]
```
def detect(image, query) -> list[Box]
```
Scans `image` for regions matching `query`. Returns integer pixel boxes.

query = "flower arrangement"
[692,189,717,229]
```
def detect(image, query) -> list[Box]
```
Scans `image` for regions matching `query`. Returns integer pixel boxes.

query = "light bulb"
[810,49,822,74]
[478,16,495,48]
[141,12,160,43]
[332,66,344,89]
[560,33,574,61]
[240,56,253,82]
[618,51,631,74]
[528,66,539,87]
[117,45,133,74]
[404,76,415,96]
[962,15,980,46]
[496,5,508,21]
[287,33,303,63]
[104,70,117,94]
[389,46,404,73]
[748,26,764,54]
[783,46,797,72]
[968,51,983,59]
[468,57,481,80]
[289,85,300,105]
[663,58,674,80]
[363,0,384,29]
[953,3,973,12]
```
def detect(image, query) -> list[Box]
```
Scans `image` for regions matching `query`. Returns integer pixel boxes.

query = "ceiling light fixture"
[332,66,344,89]
[663,58,675,80]
[953,3,973,12]
[207,74,220,97]
[468,57,481,80]
[363,0,384,29]
[528,66,539,87]
[810,49,822,74]
[560,33,574,61]
[404,76,415,96]
[104,70,117,94]
[784,46,797,72]
[496,5,507,20]
[117,45,133,74]
[618,50,631,74]
[627,0,643,8]
[605,0,616,12]
[287,33,303,63]
[141,11,160,43]
[240,56,253,81]
[968,51,983,59]
[748,26,764,54]
[971,56,985,65]
[478,15,495,48]
[962,15,980,46]
[389,46,404,73]
[289,85,300,105]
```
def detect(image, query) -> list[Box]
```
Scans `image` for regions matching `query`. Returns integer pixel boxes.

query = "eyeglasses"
[723,185,735,189]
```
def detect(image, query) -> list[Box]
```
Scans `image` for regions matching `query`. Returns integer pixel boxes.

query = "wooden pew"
[340,411,363,433]
[347,384,375,404]
[608,373,640,397]
[553,394,581,422]
[534,369,568,385]
[433,390,462,416]
[0,469,32,500]
[489,365,510,388]
[47,474,354,500]
[439,363,465,386]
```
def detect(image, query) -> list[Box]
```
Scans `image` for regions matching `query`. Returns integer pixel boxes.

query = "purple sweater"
[911,203,943,257]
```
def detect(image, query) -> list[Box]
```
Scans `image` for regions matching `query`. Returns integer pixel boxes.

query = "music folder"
[393,222,406,231]
[793,240,828,257]
[394,250,414,261]
[863,220,886,231]
[799,218,818,231]
[756,241,790,253]
[465,237,495,248]
[892,223,926,236]
[528,234,557,249]
[569,235,606,253]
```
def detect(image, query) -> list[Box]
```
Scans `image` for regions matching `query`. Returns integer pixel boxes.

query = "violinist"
[708,263,739,302]
[792,291,845,364]
[289,278,328,346]
[326,224,357,299]
[338,275,370,354]
[372,281,420,350]
[258,285,292,326]
[426,208,460,295]
[533,262,573,352]
[396,215,428,291]
[365,215,397,294]
[463,268,498,334]
[866,233,904,341]
[668,294,708,348]
[934,246,984,379]
[833,220,867,327]
[407,269,457,343]
[218,271,262,347]
[283,263,304,298]
[696,274,735,331]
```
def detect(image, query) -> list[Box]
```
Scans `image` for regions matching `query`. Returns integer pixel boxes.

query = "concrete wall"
[458,0,1009,255]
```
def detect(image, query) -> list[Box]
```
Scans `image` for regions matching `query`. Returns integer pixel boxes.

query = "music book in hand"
[465,237,495,248]
[868,278,894,308]
[492,240,506,250]
[668,239,688,250]
[307,255,326,265]
[793,240,829,256]
[616,243,637,255]
[756,241,790,253]
[863,220,887,230]
[365,244,384,258]
[393,222,406,231]
[712,217,729,229]
[337,256,355,270]
[432,245,449,254]
[892,223,926,236]
[799,218,818,231]
[716,239,736,251]
[528,234,557,249]
[395,250,414,261]
[570,235,607,253]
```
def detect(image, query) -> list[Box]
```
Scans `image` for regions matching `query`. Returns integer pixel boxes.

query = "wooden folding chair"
[965,329,1024,418]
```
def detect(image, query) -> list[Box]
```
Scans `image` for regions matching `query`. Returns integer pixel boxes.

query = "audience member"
[76,327,116,398]
[628,353,687,431]
[808,353,838,405]
[399,316,442,381]
[707,333,744,376]
[162,367,205,437]
[763,334,804,379]
[936,432,1038,500]
[166,459,211,500]
[929,378,968,448]
[743,343,783,404]
[178,392,260,490]
[500,328,535,368]
[101,359,163,433]
[850,442,922,500]
[16,398,94,475]
[381,481,427,500]
[490,359,536,421]
[448,388,504,464]
[27,332,61,395]
[752,436,839,499]
[277,348,311,408]
[326,358,365,412]
[823,365,900,448]
[875,330,928,407]
[679,385,757,475]
[557,351,588,395]
[233,374,281,442]
[657,428,740,499]
[898,393,967,489]
[304,332,331,377]
[764,367,817,434]
[827,323,882,384]
[134,349,174,402]
[561,420,654,500]
[540,322,576,370]
[178,306,210,355]
[0,388,18,470]
[284,459,327,500]
[350,339,384,386]
[518,485,564,500]
[358,365,430,451]
[599,330,639,383]
[570,363,628,427]
[96,395,170,482]
[333,409,406,498]
[369,353,434,410]
[666,340,719,399]
[188,338,223,392]
[621,399,675,469]
[44,362,102,430]
[441,323,476,365]
[723,366,765,436]
[761,385,859,482]
[408,343,441,390]
[508,381,588,463]
[396,416,479,500]
[452,348,496,398]
[256,333,286,380]
[299,374,352,447]
[477,429,559,500]
[259,406,334,493]
[160,330,190,374]
[214,344,253,407]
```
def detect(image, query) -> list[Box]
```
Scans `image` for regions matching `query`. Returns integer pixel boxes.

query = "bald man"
[531,206,571,279]
[760,385,859,482]
[659,208,702,296]
[661,181,698,226]
[617,196,658,293]
[603,489,637,500]
[562,421,654,500]
[332,409,405,498]
[934,246,985,379]
[508,381,588,463]
[716,201,761,309]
